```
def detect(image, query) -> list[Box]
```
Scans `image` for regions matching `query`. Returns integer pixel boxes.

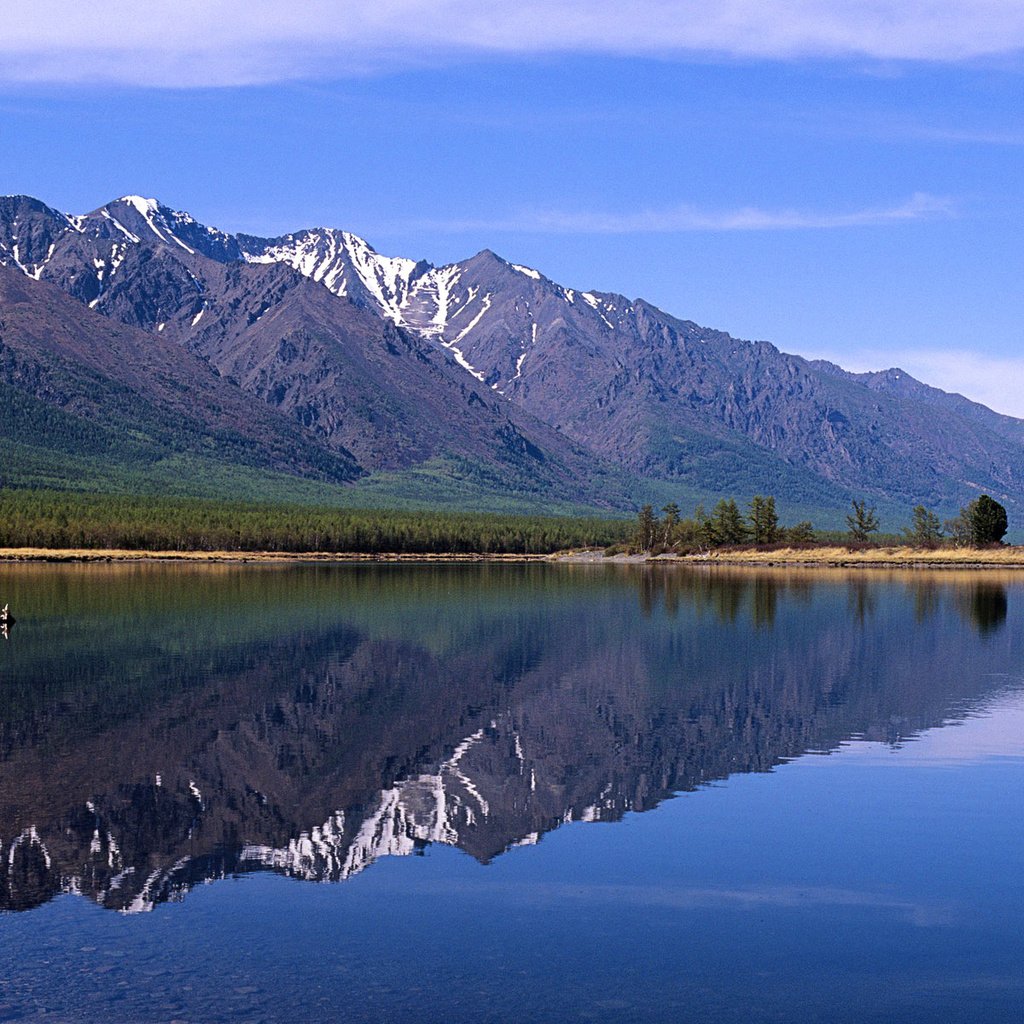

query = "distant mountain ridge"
[1,192,1022,519]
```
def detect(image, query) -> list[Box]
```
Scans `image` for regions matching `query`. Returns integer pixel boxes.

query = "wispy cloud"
[3,2,1024,87]
[402,879,954,927]
[814,347,1024,420]
[816,689,1024,768]
[413,192,953,235]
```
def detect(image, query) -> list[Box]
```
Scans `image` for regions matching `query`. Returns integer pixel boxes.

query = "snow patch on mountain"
[511,263,541,280]
[100,208,141,244]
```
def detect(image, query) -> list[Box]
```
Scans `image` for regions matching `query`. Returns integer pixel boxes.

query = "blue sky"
[2,1,1023,414]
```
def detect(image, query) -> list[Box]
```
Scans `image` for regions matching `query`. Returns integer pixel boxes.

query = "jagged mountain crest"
[2,191,1024,516]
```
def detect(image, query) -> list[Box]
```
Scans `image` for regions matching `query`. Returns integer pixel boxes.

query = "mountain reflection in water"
[0,563,1017,915]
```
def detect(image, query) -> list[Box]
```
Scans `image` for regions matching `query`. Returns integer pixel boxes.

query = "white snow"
[191,309,205,327]
[118,196,195,253]
[510,832,540,847]
[100,209,141,244]
[240,230,558,389]
[452,293,492,346]
[121,195,160,216]
[441,728,490,816]
[25,242,57,280]
[419,264,463,338]
[582,291,614,328]
[511,263,541,280]
[9,243,27,275]
[109,243,126,274]
[8,827,51,870]
[237,724,503,883]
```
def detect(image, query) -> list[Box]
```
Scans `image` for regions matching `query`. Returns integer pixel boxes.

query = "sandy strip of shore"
[0,548,556,564]
[629,546,1024,568]
[0,545,1021,567]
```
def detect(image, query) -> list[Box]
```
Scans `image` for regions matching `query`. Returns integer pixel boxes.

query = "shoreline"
[0,548,555,564]
[0,545,1022,568]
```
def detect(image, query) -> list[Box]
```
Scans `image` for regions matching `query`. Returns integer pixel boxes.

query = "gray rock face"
[0,266,362,484]
[2,192,1023,513]
[234,220,1024,512]
[0,196,619,505]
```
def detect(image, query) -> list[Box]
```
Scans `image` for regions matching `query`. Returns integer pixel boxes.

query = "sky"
[1,1,1023,415]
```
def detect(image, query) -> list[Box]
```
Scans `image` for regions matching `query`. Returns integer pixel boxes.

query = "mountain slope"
[2,192,1023,518]
[236,221,1024,514]
[0,197,630,510]
[0,266,364,494]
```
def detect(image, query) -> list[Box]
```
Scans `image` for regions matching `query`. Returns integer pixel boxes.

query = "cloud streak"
[414,192,953,235]
[3,2,1024,87]
[816,347,1024,420]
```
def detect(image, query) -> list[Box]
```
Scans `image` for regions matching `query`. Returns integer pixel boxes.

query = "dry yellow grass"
[0,545,1020,569]
[668,545,1024,567]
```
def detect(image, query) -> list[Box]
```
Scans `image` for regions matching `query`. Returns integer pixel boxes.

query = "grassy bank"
[2,544,1021,568]
[664,545,1024,567]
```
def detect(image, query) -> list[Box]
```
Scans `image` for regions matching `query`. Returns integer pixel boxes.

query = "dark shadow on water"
[963,582,1008,635]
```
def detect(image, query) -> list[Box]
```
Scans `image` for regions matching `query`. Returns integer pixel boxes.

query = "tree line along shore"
[620,493,1011,556]
[0,489,1014,561]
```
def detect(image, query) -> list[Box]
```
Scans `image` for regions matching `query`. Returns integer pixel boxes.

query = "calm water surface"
[0,563,1021,1023]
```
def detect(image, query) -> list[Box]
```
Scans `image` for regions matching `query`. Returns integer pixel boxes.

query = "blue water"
[0,563,1021,1022]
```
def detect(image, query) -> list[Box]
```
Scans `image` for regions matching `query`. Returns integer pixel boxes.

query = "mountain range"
[2,193,1022,523]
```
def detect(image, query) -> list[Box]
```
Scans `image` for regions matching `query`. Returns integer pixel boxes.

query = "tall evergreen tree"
[694,503,717,548]
[904,505,943,547]
[711,498,748,545]
[634,504,659,552]
[661,502,681,545]
[847,500,880,542]
[964,494,1008,546]
[748,495,779,545]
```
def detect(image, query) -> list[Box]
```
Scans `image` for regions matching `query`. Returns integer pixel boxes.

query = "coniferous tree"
[846,500,879,542]
[748,495,779,545]
[963,494,1008,546]
[694,503,717,548]
[904,505,943,547]
[786,521,816,545]
[944,514,970,547]
[661,502,681,545]
[711,498,748,545]
[634,504,659,552]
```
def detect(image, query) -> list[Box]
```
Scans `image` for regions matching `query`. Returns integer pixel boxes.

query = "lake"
[0,562,1021,1023]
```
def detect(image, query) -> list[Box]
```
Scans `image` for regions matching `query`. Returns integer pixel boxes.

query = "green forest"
[0,489,633,554]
